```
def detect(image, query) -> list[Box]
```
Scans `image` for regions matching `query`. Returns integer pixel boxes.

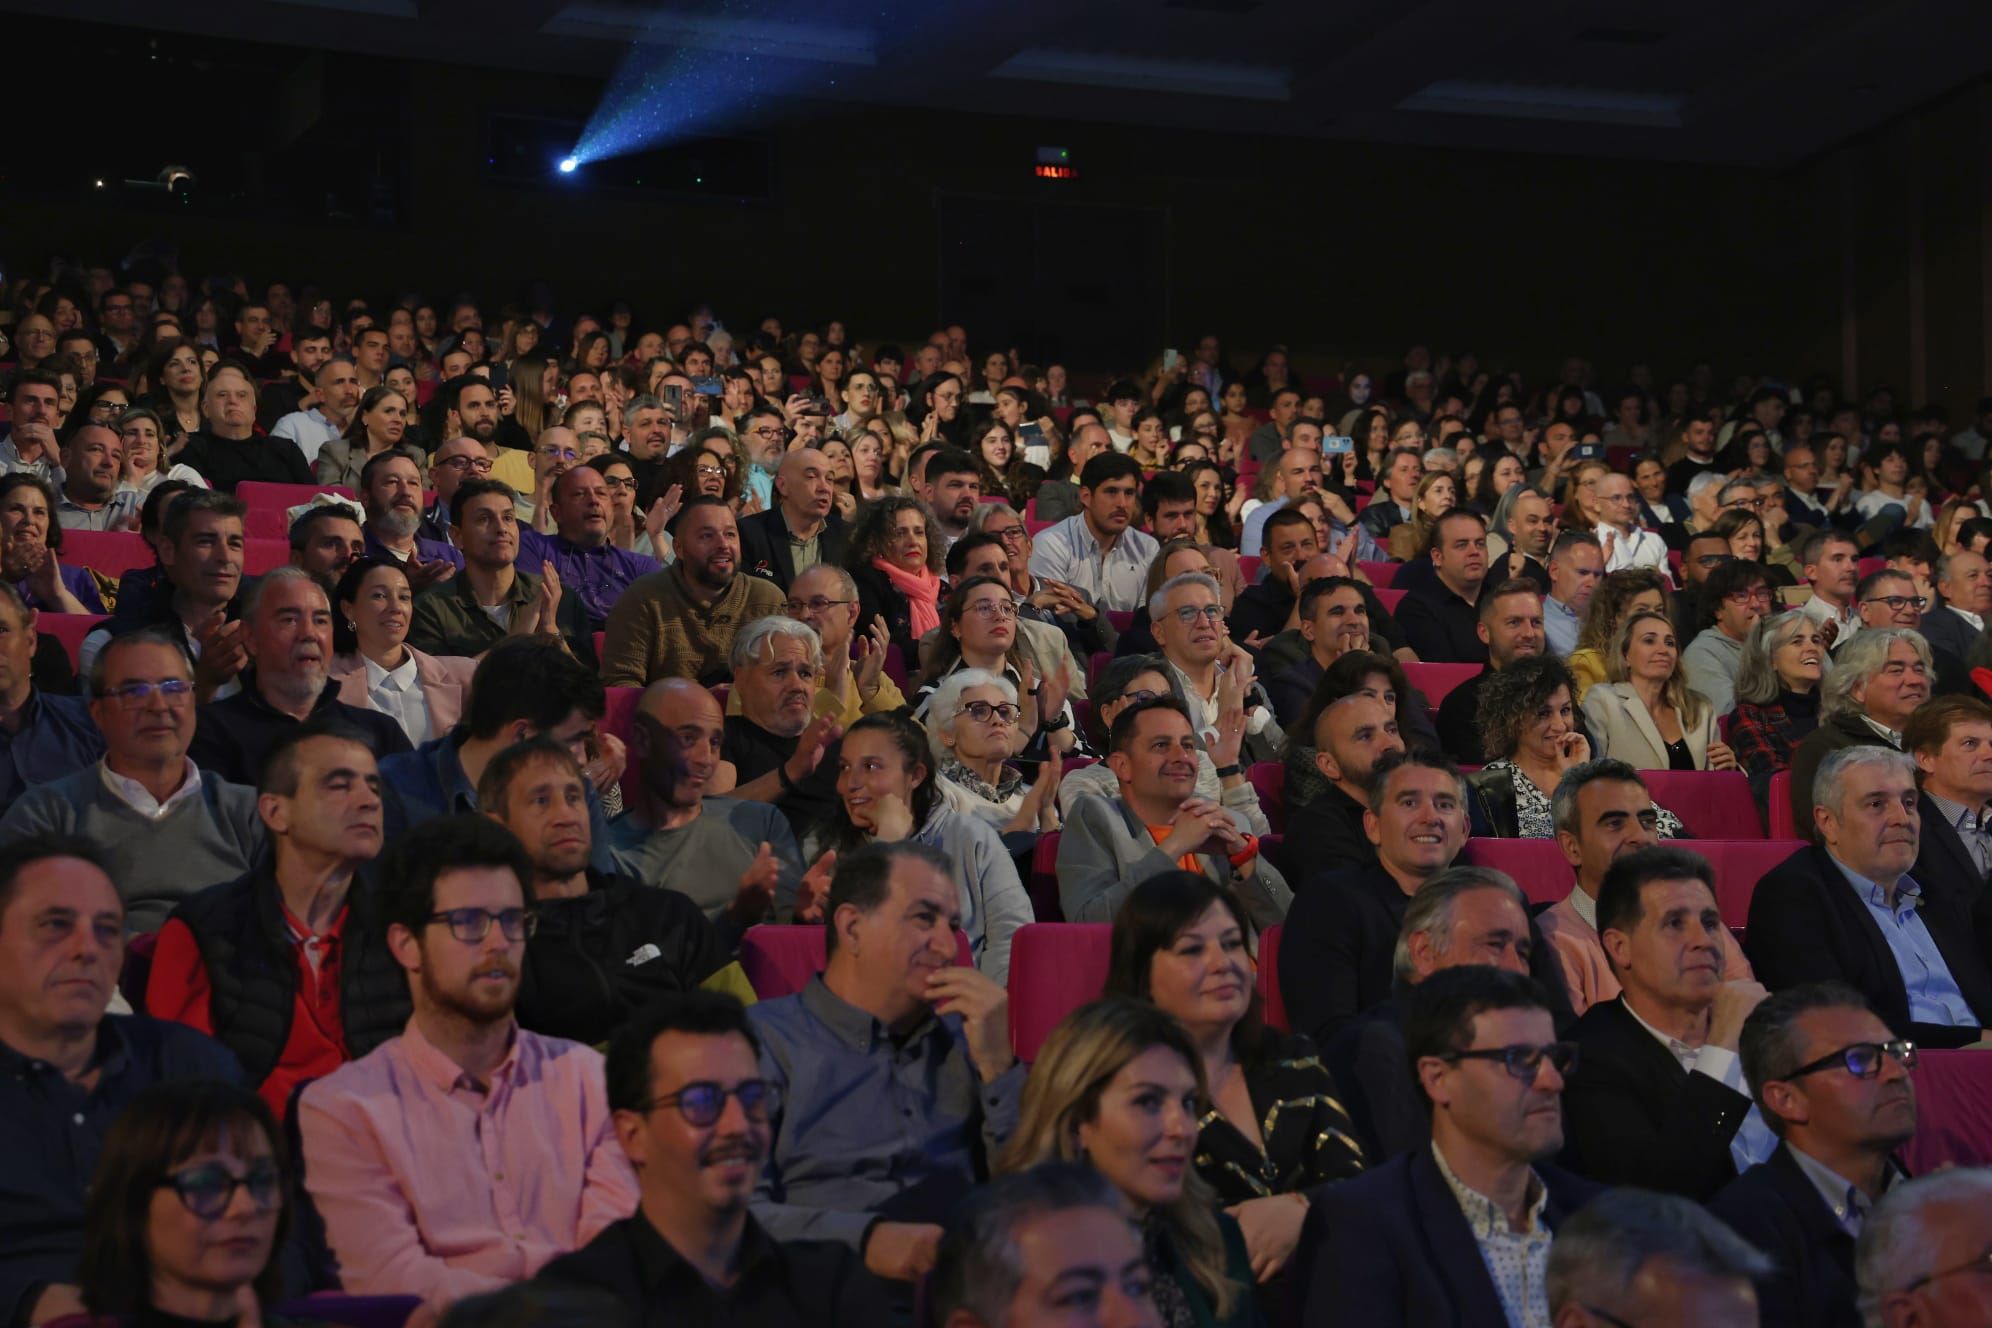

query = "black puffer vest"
[171,860,410,1084]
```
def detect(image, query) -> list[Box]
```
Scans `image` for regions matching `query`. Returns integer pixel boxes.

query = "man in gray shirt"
[749,841,1023,1288]
[604,678,818,923]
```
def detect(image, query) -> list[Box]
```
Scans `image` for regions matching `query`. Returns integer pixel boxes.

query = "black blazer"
[1913,792,1990,912]
[1560,997,1752,1201]
[1710,1144,1871,1328]
[1283,1146,1599,1328]
[1745,842,1992,1049]
[1920,600,1980,663]
[1281,781,1378,883]
[848,561,930,673]
[739,505,850,593]
[1281,864,1411,1045]
[1322,1000,1428,1162]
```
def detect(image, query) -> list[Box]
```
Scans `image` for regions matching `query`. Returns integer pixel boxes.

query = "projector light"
[558,157,579,174]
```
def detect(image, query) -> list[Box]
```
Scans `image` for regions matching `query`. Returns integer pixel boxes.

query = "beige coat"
[1580,681,1720,771]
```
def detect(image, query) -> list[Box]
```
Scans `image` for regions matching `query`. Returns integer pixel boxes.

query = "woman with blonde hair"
[1567,568,1672,699]
[1581,610,1735,771]
[1387,469,1457,561]
[1000,997,1262,1327]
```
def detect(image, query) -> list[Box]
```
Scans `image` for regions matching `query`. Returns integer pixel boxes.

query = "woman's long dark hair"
[1103,869,1271,1065]
[1179,459,1236,548]
[334,555,412,656]
[78,1079,290,1316]
[816,711,939,855]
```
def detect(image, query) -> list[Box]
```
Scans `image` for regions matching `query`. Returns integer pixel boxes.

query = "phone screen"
[1324,435,1355,454]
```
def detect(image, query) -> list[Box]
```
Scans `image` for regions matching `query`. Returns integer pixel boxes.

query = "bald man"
[740,446,849,591]
[55,424,139,531]
[602,678,828,926]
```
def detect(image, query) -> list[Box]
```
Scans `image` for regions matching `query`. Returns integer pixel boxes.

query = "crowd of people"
[0,263,1989,1328]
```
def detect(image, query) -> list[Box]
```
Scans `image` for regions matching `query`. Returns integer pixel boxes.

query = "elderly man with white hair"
[1750,745,1992,1050]
[718,614,845,836]
[1151,569,1283,767]
[1855,1168,1992,1328]
[922,667,1060,843]
[1786,628,1933,829]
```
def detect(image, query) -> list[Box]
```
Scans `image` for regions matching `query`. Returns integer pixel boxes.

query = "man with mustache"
[359,449,463,591]
[538,991,890,1325]
[52,425,138,532]
[187,567,411,785]
[1712,985,1919,1328]
[145,723,404,1119]
[1751,747,1992,1050]
[1562,844,1779,1200]
[1787,629,1933,830]
[298,815,639,1300]
[601,497,783,688]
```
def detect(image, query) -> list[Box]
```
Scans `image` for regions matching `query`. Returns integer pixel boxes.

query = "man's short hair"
[1142,470,1196,515]
[449,476,518,528]
[1263,506,1314,545]
[729,614,822,675]
[1737,981,1876,1130]
[1812,745,1917,822]
[1798,527,1859,569]
[1298,575,1365,621]
[1476,577,1540,623]
[1901,693,1992,759]
[162,490,246,545]
[474,735,585,813]
[604,991,762,1114]
[1595,845,1715,940]
[258,719,376,799]
[1548,530,1601,562]
[287,503,362,552]
[1078,452,1144,492]
[1549,758,1650,836]
[945,531,1005,579]
[1147,570,1221,621]
[1402,965,1551,1093]
[465,638,604,741]
[1430,508,1488,548]
[358,445,423,494]
[930,1163,1129,1328]
[922,447,979,485]
[242,565,327,621]
[1546,1188,1772,1317]
[377,814,535,939]
[1392,867,1528,982]
[1363,747,1468,815]
[822,839,953,957]
[1856,1169,1992,1324]
[6,368,60,405]
[1107,695,1192,757]
[0,833,111,923]
[1854,567,1912,604]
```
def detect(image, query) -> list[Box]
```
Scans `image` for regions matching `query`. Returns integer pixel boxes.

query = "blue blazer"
[1283,1146,1600,1328]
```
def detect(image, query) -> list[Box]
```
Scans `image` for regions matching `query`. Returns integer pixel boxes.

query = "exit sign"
[1035,146,1075,179]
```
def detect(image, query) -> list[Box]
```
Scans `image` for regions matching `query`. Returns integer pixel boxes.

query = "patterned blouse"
[1482,759,1684,840]
[1194,1033,1366,1204]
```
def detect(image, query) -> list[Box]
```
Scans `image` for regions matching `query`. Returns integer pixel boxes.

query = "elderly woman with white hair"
[1786,627,1933,830]
[924,667,1061,847]
[1729,609,1830,808]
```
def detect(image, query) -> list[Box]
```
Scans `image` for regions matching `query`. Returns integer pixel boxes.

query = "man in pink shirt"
[1541,759,1753,1014]
[297,815,637,1303]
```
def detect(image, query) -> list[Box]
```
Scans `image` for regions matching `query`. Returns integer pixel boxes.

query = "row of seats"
[1460,837,1808,925]
[57,532,292,580]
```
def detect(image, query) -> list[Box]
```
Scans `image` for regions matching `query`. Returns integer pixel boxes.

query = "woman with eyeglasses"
[924,667,1061,844]
[315,386,411,489]
[999,998,1263,1328]
[330,557,478,747]
[914,575,1078,757]
[804,712,1033,984]
[76,1079,293,1327]
[1729,610,1828,809]
[1582,610,1736,773]
[1101,872,1363,1298]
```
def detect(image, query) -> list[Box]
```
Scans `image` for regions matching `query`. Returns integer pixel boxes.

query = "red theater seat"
[244,507,293,540]
[600,685,642,794]
[1008,923,1110,1061]
[37,613,106,669]
[1902,1049,1992,1172]
[1402,662,1482,709]
[1248,762,1285,833]
[1029,832,1063,920]
[1767,771,1799,838]
[236,481,353,510]
[242,538,290,576]
[740,924,972,1001]
[1639,770,1762,839]
[1461,838,1574,905]
[1237,556,1261,583]
[1359,561,1398,587]
[1258,924,1288,1032]
[1374,586,1407,614]
[1697,840,1808,927]
[59,530,152,580]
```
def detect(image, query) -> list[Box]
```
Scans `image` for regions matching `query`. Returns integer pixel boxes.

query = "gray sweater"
[0,764,265,932]
[1682,627,1747,718]
[1056,794,1291,929]
[604,797,804,920]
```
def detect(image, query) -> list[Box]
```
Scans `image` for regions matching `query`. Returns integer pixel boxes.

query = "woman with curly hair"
[845,494,946,674]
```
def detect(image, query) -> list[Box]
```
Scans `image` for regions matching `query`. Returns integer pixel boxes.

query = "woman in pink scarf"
[848,495,946,685]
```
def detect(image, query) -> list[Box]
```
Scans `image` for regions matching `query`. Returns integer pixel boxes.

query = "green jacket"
[407,567,597,666]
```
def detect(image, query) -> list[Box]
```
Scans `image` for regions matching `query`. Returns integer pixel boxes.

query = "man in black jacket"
[738,448,848,593]
[1282,692,1404,878]
[1434,581,1544,765]
[1565,844,1778,1201]
[1750,745,1992,1050]
[1906,695,1992,909]
[536,992,889,1327]
[1712,983,1918,1328]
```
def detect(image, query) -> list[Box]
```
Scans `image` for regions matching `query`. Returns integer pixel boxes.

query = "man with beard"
[605,678,816,926]
[536,992,891,1326]
[601,497,783,688]
[1395,510,1495,664]
[256,323,334,432]
[1028,452,1158,615]
[518,461,660,631]
[53,425,139,532]
[177,362,313,492]
[270,356,362,467]
[297,815,639,1299]
[187,567,411,785]
[915,449,982,552]
[408,480,592,663]
[359,450,463,589]
[1434,581,1547,765]
[288,504,367,587]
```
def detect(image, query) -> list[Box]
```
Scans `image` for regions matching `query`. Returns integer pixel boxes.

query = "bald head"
[64,424,124,502]
[776,447,835,524]
[635,678,725,809]
[534,426,581,482]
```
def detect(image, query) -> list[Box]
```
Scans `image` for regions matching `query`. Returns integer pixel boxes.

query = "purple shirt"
[364,526,466,572]
[516,528,659,627]
[16,561,106,616]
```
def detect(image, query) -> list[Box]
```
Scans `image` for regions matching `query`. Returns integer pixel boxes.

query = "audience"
[1545,1188,1771,1328]
[1566,568,1672,700]
[0,583,103,804]
[82,489,248,700]
[602,496,783,687]
[517,460,661,630]
[329,556,478,746]
[1906,695,1992,906]
[1153,571,1283,766]
[1582,610,1735,772]
[1681,558,1774,718]
[924,668,1062,839]
[407,478,593,663]
[846,495,947,671]
[738,447,848,592]
[1028,453,1158,614]
[296,815,639,1301]
[717,615,846,834]
[777,563,907,723]
[1798,529,1864,642]
[1394,510,1493,664]
[1262,575,1376,728]
[357,449,463,579]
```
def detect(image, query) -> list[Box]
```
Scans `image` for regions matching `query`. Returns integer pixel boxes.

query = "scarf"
[872,557,942,638]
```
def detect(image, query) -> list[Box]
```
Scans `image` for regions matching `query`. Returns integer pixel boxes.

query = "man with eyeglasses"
[1562,844,1779,1201]
[773,565,904,724]
[298,814,639,1300]
[1854,1168,1992,1328]
[93,288,140,366]
[970,503,1112,662]
[538,990,889,1325]
[739,448,848,593]
[1292,965,1598,1327]
[1682,560,1773,718]
[1150,570,1284,768]
[1593,472,1670,579]
[425,435,494,538]
[0,834,245,1328]
[146,723,404,1120]
[1710,984,1918,1328]
[1841,567,1972,695]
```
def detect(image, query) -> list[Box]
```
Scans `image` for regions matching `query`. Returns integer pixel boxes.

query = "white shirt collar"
[100,758,203,820]
[1951,604,1985,632]
[1620,994,1709,1071]
[363,652,421,694]
[1568,885,1598,929]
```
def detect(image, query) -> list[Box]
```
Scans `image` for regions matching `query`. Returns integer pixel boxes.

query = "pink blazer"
[330,648,477,736]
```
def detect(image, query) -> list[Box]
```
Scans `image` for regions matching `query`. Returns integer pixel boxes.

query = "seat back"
[60,530,153,579]
[1258,923,1288,1032]
[1766,770,1799,838]
[1696,840,1808,927]
[739,924,974,1000]
[37,612,106,669]
[1461,838,1574,905]
[242,538,289,575]
[599,686,643,794]
[1401,662,1482,709]
[1358,560,1398,587]
[244,506,293,540]
[1373,586,1407,614]
[1029,831,1064,920]
[1247,761,1285,833]
[236,481,353,510]
[1008,923,1111,1061]
[1638,770,1762,838]
[1901,1049,1992,1173]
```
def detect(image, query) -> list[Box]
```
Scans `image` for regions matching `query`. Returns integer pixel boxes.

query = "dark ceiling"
[6,0,1992,166]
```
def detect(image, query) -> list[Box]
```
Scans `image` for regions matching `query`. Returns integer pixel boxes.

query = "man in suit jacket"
[1906,695,1992,909]
[1918,549,1988,662]
[1281,750,1470,1043]
[1748,746,1992,1049]
[1842,568,1972,697]
[1563,844,1778,1200]
[738,447,849,594]
[1055,696,1291,928]
[1712,983,1918,1328]
[1787,628,1931,831]
[1289,966,1601,1328]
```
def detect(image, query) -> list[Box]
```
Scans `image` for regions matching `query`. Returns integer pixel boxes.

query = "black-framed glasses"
[961,700,1022,724]
[1725,588,1774,605]
[104,679,195,708]
[1900,1247,1992,1295]
[161,1160,283,1219]
[1440,1041,1579,1081]
[600,476,638,492]
[1782,1040,1917,1081]
[643,1079,780,1127]
[1692,552,1734,568]
[1116,687,1164,706]
[1171,604,1225,625]
[1861,595,1928,613]
[785,596,855,615]
[435,455,493,473]
[989,526,1028,544]
[425,907,537,943]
